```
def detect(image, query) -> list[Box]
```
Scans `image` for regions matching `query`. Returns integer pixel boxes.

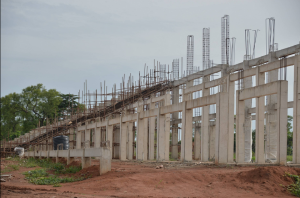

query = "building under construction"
[1,15,300,170]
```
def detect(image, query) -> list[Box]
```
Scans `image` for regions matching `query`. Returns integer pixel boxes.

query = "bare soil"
[1,158,299,197]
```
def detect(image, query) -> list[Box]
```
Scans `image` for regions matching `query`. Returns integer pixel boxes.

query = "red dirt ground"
[1,158,299,197]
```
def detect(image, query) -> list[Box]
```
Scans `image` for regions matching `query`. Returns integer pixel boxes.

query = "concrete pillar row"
[293,54,300,164]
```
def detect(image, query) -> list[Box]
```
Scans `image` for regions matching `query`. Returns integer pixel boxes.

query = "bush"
[285,173,300,197]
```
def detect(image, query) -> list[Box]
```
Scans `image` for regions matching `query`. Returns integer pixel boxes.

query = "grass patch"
[8,164,19,171]
[23,168,84,185]
[285,173,300,197]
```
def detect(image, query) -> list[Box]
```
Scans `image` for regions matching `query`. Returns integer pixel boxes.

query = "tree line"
[1,84,84,141]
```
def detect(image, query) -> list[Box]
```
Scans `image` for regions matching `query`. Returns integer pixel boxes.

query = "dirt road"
[1,159,298,197]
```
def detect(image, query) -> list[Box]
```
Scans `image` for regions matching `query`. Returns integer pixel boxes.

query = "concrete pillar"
[181,101,193,161]
[149,100,156,160]
[69,128,75,149]
[194,123,201,160]
[164,91,171,161]
[113,126,120,159]
[95,127,101,148]
[128,122,133,160]
[277,80,288,165]
[171,87,179,159]
[266,71,278,160]
[236,97,245,163]
[99,147,111,175]
[137,113,145,161]
[293,54,300,163]
[82,156,91,169]
[85,124,90,148]
[209,123,215,160]
[106,123,113,159]
[143,118,149,160]
[120,118,127,161]
[244,76,253,162]
[228,80,235,163]
[255,67,265,164]
[76,131,81,149]
[157,111,166,161]
[201,77,210,162]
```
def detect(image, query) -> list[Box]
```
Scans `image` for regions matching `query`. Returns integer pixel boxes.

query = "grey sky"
[2,0,300,101]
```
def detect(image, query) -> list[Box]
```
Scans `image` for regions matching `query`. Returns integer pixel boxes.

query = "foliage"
[287,115,293,155]
[23,168,83,185]
[1,84,62,140]
[285,172,300,197]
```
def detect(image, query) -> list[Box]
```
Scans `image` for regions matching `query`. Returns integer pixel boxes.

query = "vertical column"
[113,125,120,159]
[128,122,133,160]
[164,91,171,161]
[215,91,229,164]
[181,101,193,161]
[244,76,253,162]
[209,123,215,160]
[106,121,113,159]
[69,128,75,149]
[228,79,235,163]
[143,118,149,160]
[255,67,265,163]
[171,87,179,159]
[149,98,156,160]
[137,112,145,161]
[85,121,90,148]
[120,117,127,161]
[277,80,288,165]
[294,54,300,164]
[236,94,245,163]
[76,131,81,149]
[201,77,210,162]
[157,110,165,161]
[95,127,101,148]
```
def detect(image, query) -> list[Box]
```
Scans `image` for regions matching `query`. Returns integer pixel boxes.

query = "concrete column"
[236,96,245,163]
[149,100,156,160]
[164,91,171,161]
[293,54,300,163]
[181,101,193,161]
[171,87,179,159]
[228,80,235,163]
[215,91,229,164]
[277,80,288,165]
[255,67,265,164]
[143,118,149,160]
[157,111,166,161]
[69,128,75,149]
[106,122,113,159]
[85,122,90,148]
[95,127,101,148]
[128,122,133,160]
[76,131,81,149]
[201,77,210,162]
[209,123,215,160]
[137,113,145,161]
[244,76,253,162]
[113,126,120,159]
[266,70,278,160]
[120,118,127,161]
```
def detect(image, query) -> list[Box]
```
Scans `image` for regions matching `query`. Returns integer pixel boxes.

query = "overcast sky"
[2,0,300,102]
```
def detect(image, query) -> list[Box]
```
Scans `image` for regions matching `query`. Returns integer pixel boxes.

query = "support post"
[294,54,300,164]
[181,101,193,161]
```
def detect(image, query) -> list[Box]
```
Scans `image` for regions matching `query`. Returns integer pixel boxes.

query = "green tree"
[1,84,62,140]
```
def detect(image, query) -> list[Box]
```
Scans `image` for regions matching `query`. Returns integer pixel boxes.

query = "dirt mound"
[65,161,81,168]
[237,166,300,196]
[71,165,100,179]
